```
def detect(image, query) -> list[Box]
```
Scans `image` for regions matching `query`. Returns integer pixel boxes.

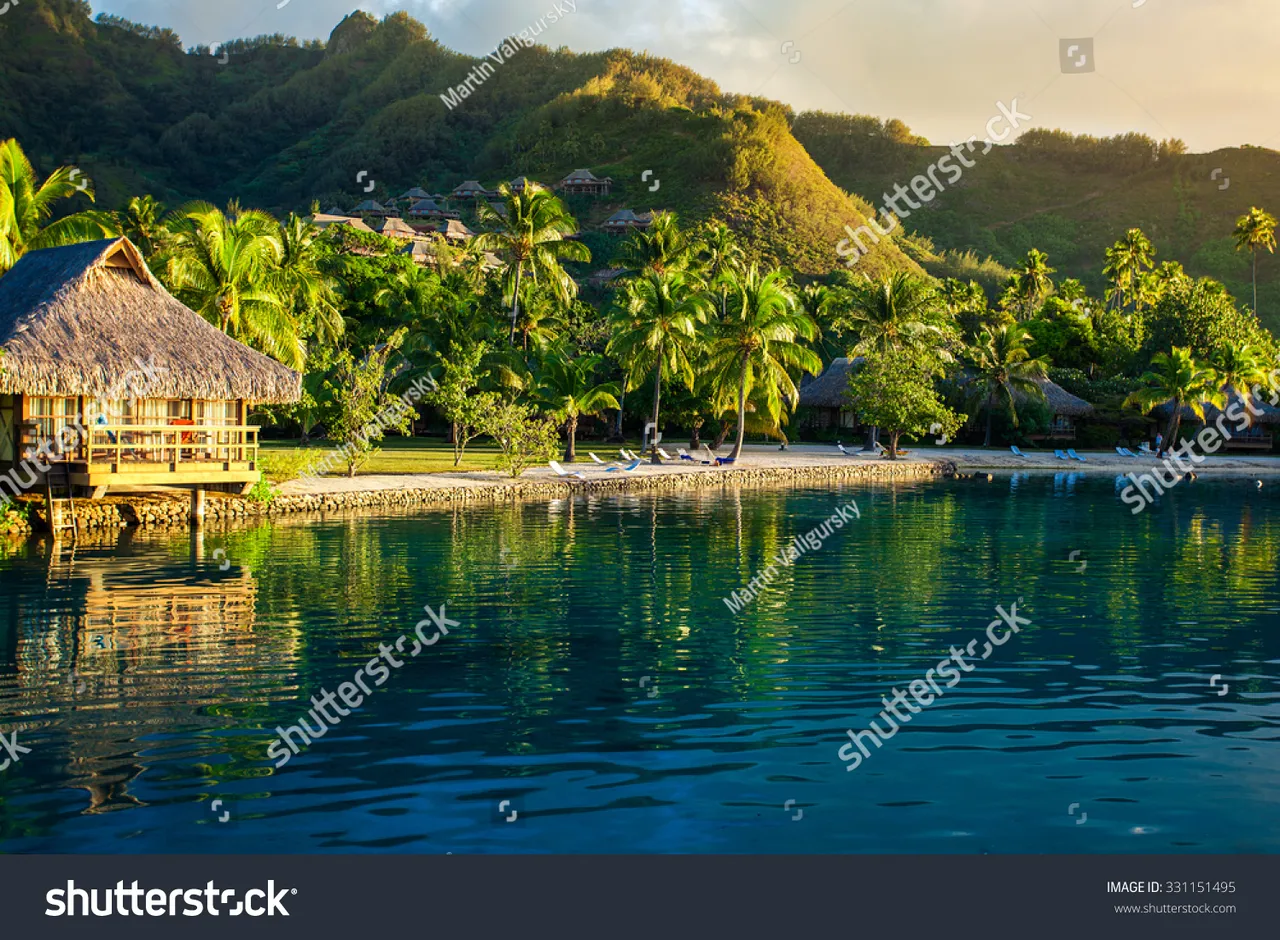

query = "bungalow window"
[1051,415,1074,431]
[26,396,80,446]
[0,394,14,464]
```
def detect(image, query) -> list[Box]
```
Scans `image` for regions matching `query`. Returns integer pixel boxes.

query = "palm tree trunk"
[983,392,995,447]
[508,264,524,345]
[565,415,577,462]
[729,357,748,460]
[649,356,663,465]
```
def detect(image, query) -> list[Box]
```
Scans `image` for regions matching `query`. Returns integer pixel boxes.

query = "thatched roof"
[353,199,391,214]
[439,220,474,240]
[799,357,864,408]
[560,168,612,185]
[0,239,301,403]
[312,213,375,233]
[452,181,494,198]
[407,199,456,218]
[603,209,653,228]
[399,187,432,201]
[1151,390,1280,426]
[378,217,417,238]
[1018,377,1096,417]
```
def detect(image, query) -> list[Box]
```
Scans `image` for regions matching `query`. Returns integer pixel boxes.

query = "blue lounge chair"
[1067,449,1087,462]
[1054,450,1069,460]
[1119,447,1139,458]
[1011,445,1030,458]
[716,457,736,466]
[676,448,697,462]
[606,459,643,473]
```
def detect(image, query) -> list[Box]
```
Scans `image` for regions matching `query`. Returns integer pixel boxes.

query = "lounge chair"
[1138,442,1154,455]
[549,460,587,480]
[657,448,678,461]
[837,444,859,457]
[1067,449,1087,462]
[1054,450,1069,460]
[1011,445,1030,458]
[620,448,640,461]
[589,452,622,468]
[716,456,736,466]
[1118,447,1138,458]
[606,459,643,473]
[676,448,697,462]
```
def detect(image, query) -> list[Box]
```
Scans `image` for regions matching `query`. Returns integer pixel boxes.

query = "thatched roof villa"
[352,199,395,218]
[311,212,375,233]
[398,187,433,203]
[438,219,475,242]
[798,357,864,430]
[377,217,418,239]
[452,180,498,200]
[0,239,300,510]
[556,168,613,196]
[1151,391,1280,450]
[407,199,460,220]
[1014,377,1095,441]
[602,209,654,233]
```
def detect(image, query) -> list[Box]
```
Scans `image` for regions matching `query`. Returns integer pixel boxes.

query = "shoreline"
[11,442,1280,538]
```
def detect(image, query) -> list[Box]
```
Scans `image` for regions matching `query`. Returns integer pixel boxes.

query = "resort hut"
[438,220,475,242]
[509,176,531,194]
[0,238,301,514]
[556,168,613,196]
[352,199,395,218]
[398,187,433,204]
[401,240,434,265]
[378,217,418,239]
[451,180,497,201]
[1150,392,1280,451]
[798,357,865,431]
[311,212,375,233]
[1017,377,1095,441]
[407,199,460,220]
[602,209,654,234]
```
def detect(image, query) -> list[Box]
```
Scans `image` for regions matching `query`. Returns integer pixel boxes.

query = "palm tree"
[113,195,167,260]
[1232,207,1277,314]
[278,212,344,346]
[0,138,117,273]
[836,272,951,359]
[606,271,712,463]
[1125,347,1224,456]
[694,222,744,318]
[535,351,621,461]
[475,182,589,346]
[968,325,1048,446]
[1208,342,1270,417]
[1102,227,1155,312]
[1011,248,1055,318]
[703,265,822,460]
[612,211,692,278]
[161,201,302,368]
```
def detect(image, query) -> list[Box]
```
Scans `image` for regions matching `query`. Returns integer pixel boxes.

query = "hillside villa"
[603,209,654,233]
[0,238,301,521]
[556,169,613,196]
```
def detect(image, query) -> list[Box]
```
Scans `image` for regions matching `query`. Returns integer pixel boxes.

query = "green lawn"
[257,437,646,481]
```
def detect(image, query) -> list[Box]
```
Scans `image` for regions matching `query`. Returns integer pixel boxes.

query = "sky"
[92,0,1280,154]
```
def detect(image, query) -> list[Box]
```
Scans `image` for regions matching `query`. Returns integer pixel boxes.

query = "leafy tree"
[607,271,712,463]
[0,138,117,273]
[480,399,561,478]
[967,325,1049,446]
[324,330,414,476]
[1125,347,1224,455]
[534,351,620,462]
[428,342,498,466]
[846,351,964,458]
[702,265,821,459]
[1232,206,1277,314]
[474,182,590,345]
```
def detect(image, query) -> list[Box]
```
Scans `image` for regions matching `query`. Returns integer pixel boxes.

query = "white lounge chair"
[1067,448,1087,462]
[657,448,678,461]
[1138,442,1154,455]
[549,460,587,480]
[589,452,621,467]
[676,448,698,462]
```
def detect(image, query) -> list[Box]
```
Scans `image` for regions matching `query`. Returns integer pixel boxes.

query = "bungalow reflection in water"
[2,531,300,814]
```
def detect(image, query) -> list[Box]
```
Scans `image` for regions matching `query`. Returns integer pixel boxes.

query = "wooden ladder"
[44,457,78,540]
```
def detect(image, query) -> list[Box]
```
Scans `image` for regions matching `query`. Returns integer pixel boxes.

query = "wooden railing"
[83,425,259,468]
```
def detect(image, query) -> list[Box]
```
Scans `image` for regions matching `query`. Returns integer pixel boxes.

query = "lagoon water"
[1,475,1278,853]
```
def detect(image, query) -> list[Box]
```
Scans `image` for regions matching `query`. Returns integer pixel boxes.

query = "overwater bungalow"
[556,168,613,196]
[602,209,654,233]
[377,217,418,239]
[0,238,301,516]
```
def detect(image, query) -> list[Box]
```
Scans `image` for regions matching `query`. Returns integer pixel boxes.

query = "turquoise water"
[1,475,1278,853]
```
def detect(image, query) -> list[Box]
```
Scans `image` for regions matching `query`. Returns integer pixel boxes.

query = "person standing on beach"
[1155,431,1164,456]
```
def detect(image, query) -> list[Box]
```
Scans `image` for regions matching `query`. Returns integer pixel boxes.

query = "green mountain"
[0,0,913,279]
[2,0,1276,322]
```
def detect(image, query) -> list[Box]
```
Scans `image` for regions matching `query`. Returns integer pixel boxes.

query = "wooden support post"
[190,487,205,525]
